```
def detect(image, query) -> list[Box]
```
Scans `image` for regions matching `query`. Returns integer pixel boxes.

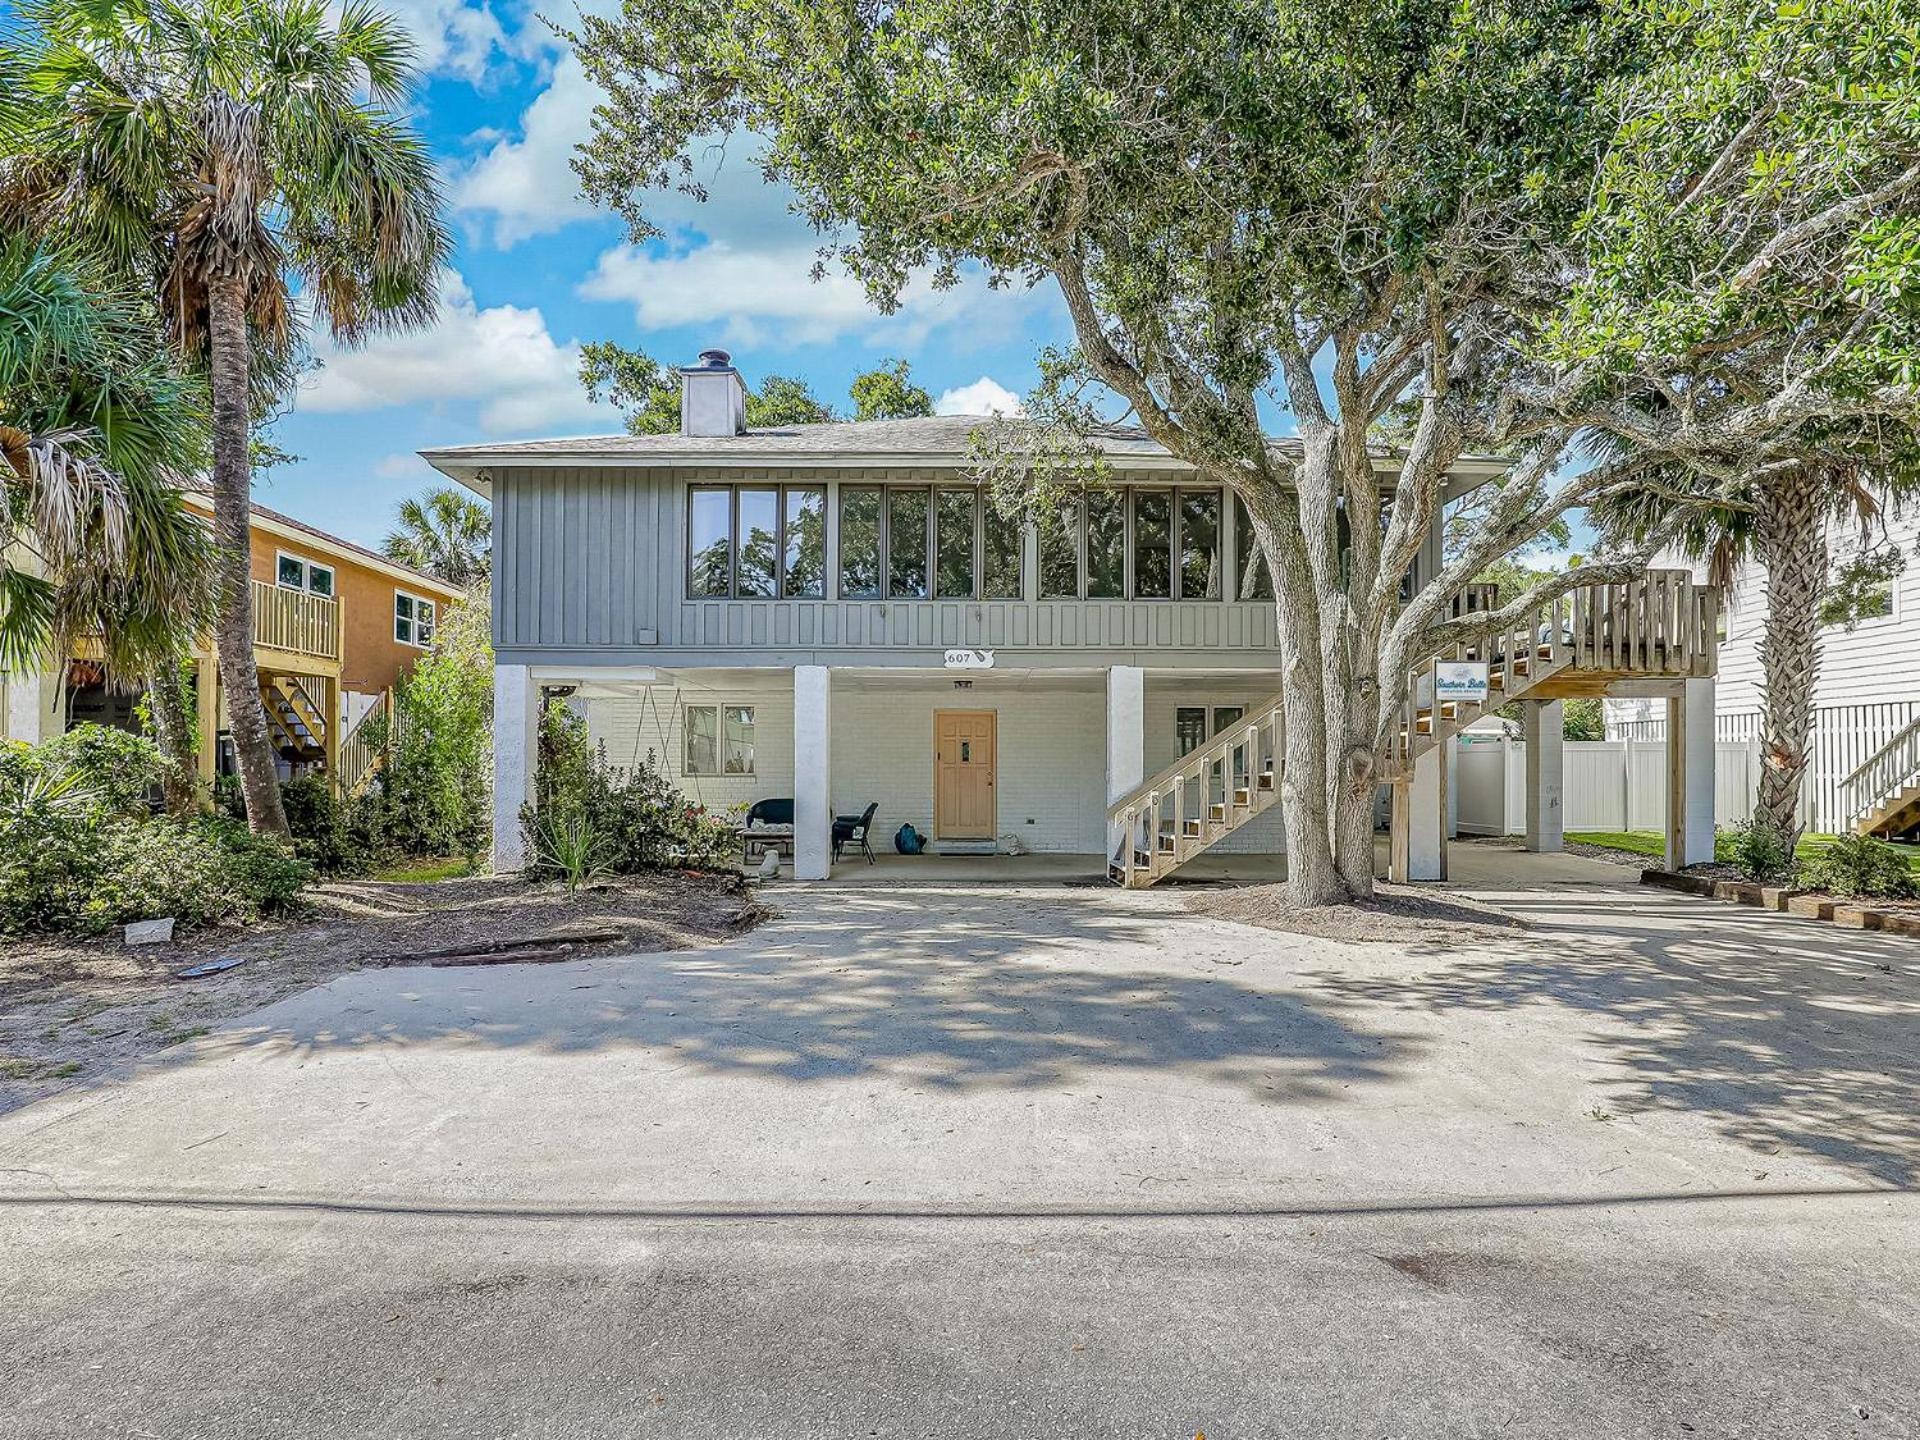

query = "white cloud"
[298,270,616,436]
[452,53,601,245]
[580,243,1032,350]
[454,54,808,250]
[377,0,510,82]
[936,377,1024,418]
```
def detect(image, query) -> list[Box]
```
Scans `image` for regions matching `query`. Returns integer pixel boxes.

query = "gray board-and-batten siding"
[489,464,1442,671]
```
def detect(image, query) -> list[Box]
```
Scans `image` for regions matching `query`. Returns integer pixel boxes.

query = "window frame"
[393,588,436,649]
[275,550,335,597]
[685,483,829,600]
[684,702,756,776]
[838,483,1023,601]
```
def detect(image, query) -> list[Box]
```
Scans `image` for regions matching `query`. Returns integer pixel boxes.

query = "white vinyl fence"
[1608,701,1920,833]
[1452,735,1759,837]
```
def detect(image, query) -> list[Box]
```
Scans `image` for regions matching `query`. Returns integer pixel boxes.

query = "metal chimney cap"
[696,348,733,369]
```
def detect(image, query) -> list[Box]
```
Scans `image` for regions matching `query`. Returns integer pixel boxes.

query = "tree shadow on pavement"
[177,886,1421,1105]
[1312,887,1920,1186]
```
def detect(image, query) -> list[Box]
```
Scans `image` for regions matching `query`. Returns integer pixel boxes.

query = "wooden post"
[323,675,343,797]
[194,650,218,788]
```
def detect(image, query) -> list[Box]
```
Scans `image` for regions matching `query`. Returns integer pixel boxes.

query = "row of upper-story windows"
[686,484,1280,603]
[276,549,437,647]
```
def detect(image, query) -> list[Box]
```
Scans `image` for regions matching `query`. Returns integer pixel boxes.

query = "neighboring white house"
[423,348,1720,881]
[1605,510,1920,832]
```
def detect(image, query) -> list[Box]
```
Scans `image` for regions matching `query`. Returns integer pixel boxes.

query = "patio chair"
[832,802,880,865]
[741,797,796,862]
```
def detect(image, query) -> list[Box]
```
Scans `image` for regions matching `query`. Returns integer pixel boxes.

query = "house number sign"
[944,648,995,670]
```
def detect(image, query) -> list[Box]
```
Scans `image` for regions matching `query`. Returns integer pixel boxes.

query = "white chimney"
[679,348,747,437]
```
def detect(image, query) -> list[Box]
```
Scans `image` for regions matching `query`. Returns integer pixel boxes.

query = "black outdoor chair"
[741,797,796,861]
[832,802,880,865]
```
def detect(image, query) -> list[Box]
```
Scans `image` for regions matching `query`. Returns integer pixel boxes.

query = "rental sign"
[1433,660,1490,705]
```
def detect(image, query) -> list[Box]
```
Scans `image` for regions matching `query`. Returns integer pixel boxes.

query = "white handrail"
[1838,715,1920,826]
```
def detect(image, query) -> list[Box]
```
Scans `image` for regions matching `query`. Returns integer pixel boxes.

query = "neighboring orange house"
[37,488,466,793]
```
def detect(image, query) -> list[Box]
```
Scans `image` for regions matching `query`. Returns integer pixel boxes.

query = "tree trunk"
[206,272,290,838]
[145,661,200,816]
[1246,486,1374,905]
[1752,463,1827,845]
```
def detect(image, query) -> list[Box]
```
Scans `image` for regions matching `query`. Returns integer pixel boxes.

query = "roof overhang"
[422,446,1511,499]
[178,492,465,597]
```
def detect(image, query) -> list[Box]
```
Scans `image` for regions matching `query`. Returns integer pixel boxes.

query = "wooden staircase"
[1108,570,1719,887]
[1840,717,1920,838]
[338,689,394,796]
[262,674,328,764]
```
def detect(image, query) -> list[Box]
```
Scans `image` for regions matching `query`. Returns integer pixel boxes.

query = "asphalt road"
[5,857,1917,1437]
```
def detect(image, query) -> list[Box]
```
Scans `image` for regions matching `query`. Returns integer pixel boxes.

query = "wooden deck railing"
[1107,568,1720,886]
[252,580,340,661]
[338,690,394,795]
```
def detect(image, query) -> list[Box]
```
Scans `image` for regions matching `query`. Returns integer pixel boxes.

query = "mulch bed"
[0,869,765,1115]
[1184,881,1528,945]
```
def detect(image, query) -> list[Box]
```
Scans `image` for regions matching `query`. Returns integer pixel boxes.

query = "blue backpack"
[894,822,926,855]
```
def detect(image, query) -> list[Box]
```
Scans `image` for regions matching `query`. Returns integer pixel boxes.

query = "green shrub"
[1719,817,1795,882]
[520,700,738,880]
[0,725,162,818]
[87,816,311,931]
[1797,834,1918,900]
[0,743,313,936]
[280,775,369,876]
[367,585,493,862]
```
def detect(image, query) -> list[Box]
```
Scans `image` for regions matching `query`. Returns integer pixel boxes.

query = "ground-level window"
[1176,705,1246,756]
[689,484,828,599]
[393,591,435,647]
[685,703,755,775]
[277,552,335,597]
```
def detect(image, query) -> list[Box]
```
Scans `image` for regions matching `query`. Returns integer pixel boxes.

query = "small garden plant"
[520,700,738,885]
[1796,834,1919,901]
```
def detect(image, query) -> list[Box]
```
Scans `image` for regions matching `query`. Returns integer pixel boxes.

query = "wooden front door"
[934,710,997,839]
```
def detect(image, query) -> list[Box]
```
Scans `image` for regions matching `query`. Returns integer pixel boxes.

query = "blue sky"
[272,0,1072,547]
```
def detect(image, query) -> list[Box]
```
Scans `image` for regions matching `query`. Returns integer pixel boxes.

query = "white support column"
[1523,699,1565,853]
[2,665,59,745]
[1666,677,1715,869]
[1395,742,1449,882]
[491,663,540,874]
[1105,665,1145,858]
[794,665,833,880]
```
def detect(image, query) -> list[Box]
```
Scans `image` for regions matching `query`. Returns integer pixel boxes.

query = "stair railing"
[338,690,395,796]
[1838,715,1920,832]
[1109,693,1285,885]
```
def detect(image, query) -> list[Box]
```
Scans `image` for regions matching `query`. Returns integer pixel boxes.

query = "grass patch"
[367,856,481,884]
[1569,830,1920,874]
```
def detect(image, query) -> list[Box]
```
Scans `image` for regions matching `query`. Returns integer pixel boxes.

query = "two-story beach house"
[1,487,464,796]
[424,349,1722,882]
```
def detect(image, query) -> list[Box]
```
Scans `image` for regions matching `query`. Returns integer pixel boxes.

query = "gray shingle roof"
[420,414,1507,496]
[421,415,1168,464]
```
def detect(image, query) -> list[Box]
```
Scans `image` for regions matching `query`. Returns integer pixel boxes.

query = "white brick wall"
[584,668,1291,856]
[587,682,796,824]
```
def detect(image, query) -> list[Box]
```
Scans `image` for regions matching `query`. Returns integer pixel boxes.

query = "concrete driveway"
[4,851,1917,1437]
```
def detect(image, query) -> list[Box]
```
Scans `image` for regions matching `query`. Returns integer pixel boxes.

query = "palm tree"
[0,237,214,682]
[383,487,491,587]
[0,237,216,812]
[8,0,450,836]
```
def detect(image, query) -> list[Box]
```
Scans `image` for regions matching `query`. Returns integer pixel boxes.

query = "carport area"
[3,849,1916,1436]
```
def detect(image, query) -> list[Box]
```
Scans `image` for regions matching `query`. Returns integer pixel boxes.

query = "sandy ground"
[2,858,1917,1436]
[0,869,762,1114]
